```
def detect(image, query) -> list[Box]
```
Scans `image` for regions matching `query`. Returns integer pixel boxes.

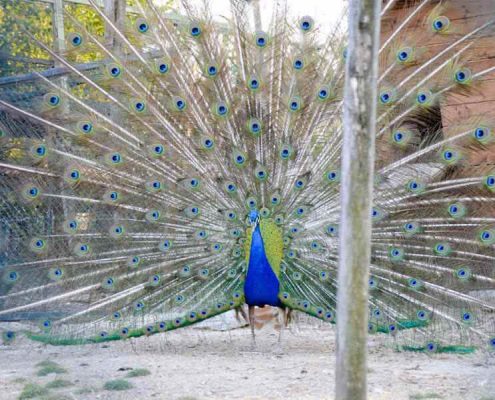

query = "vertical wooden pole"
[52,0,66,56]
[104,0,127,54]
[335,0,381,399]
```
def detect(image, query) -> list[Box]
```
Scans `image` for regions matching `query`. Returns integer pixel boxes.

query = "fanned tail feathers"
[0,0,494,352]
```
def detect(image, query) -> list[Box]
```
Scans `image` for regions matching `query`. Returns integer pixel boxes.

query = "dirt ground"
[0,312,494,400]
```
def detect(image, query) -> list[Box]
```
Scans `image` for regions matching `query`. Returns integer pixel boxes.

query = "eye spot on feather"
[326,224,338,236]
[293,58,304,70]
[158,63,169,73]
[294,178,306,190]
[3,331,16,343]
[44,93,61,107]
[233,150,247,166]
[403,221,419,235]
[255,32,268,47]
[406,179,424,193]
[158,239,172,252]
[174,97,186,111]
[454,67,472,84]
[41,319,52,331]
[326,169,340,183]
[247,118,262,136]
[199,136,214,150]
[136,19,149,33]
[6,270,18,283]
[426,342,437,352]
[215,101,229,117]
[317,85,332,101]
[455,267,471,280]
[379,90,394,105]
[279,144,293,160]
[207,65,217,77]
[368,277,378,289]
[433,242,451,255]
[68,33,83,47]
[485,175,495,190]
[479,229,495,245]
[448,202,466,218]
[299,16,314,32]
[78,121,93,135]
[190,23,201,37]
[461,312,472,323]
[432,16,450,33]
[249,77,260,90]
[289,97,302,112]
[416,90,433,106]
[473,126,492,143]
[396,47,413,63]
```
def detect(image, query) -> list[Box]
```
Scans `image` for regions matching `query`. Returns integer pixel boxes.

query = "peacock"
[0,0,494,354]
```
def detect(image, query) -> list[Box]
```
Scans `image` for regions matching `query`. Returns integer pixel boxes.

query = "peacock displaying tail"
[0,0,494,352]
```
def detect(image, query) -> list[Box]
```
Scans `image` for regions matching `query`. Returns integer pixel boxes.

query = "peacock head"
[248,209,260,226]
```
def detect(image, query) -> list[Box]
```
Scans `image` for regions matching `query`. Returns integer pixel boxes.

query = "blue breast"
[244,225,281,307]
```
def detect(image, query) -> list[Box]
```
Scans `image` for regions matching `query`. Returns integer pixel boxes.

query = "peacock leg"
[248,305,256,346]
[285,308,292,328]
[235,305,249,325]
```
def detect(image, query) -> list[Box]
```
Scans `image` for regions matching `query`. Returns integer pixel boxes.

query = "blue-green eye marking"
[247,118,262,136]
[249,77,260,90]
[454,68,471,84]
[473,126,491,143]
[289,97,302,111]
[255,32,268,47]
[416,90,433,105]
[432,16,450,32]
[279,144,293,160]
[406,179,424,193]
[174,97,187,111]
[299,16,314,32]
[158,63,169,74]
[7,271,18,282]
[317,86,331,101]
[190,24,201,37]
[293,58,304,70]
[391,129,410,145]
[397,47,413,63]
[379,90,394,104]
[45,94,60,107]
[433,242,451,255]
[441,148,459,164]
[137,21,149,33]
[79,121,93,134]
[215,102,229,116]
[70,33,83,47]
[326,170,340,183]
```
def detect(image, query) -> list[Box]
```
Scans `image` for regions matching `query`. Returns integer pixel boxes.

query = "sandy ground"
[1,313,494,400]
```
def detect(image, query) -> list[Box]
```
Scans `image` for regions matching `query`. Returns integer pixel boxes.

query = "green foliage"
[45,379,73,389]
[37,362,67,376]
[0,0,53,76]
[126,368,151,378]
[18,383,49,400]
[104,379,133,391]
[409,393,443,400]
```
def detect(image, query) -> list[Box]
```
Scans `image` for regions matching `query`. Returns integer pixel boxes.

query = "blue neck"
[243,225,281,307]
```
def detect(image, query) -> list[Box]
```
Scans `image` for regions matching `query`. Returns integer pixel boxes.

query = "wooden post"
[335,0,381,399]
[104,0,126,53]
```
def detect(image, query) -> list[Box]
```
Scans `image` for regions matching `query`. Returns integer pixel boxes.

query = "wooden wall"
[381,0,495,166]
